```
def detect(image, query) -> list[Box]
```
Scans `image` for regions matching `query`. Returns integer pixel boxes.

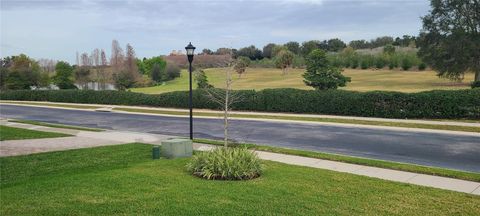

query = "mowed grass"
[0,125,71,141]
[195,138,480,182]
[8,119,104,132]
[131,68,474,94]
[1,144,479,215]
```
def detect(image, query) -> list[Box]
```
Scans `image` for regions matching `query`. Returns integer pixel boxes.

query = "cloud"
[0,0,429,63]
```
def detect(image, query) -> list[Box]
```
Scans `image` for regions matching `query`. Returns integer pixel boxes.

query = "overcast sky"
[1,0,430,64]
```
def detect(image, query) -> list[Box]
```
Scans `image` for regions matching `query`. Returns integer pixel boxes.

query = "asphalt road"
[1,104,479,172]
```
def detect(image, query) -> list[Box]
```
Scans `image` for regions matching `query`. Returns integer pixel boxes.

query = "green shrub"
[374,56,387,69]
[360,60,369,69]
[418,62,427,71]
[1,88,479,119]
[401,57,413,71]
[350,57,359,69]
[186,148,263,180]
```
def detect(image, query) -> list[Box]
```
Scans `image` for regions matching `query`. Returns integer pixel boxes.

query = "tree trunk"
[224,68,231,147]
[224,89,229,147]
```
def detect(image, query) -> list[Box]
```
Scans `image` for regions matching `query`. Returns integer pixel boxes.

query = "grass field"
[1,144,479,215]
[8,119,104,132]
[131,68,474,94]
[0,125,71,141]
[195,138,480,182]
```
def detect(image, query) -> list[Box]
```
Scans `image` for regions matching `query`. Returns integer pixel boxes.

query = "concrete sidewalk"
[2,100,478,127]
[0,120,174,157]
[192,143,480,195]
[1,120,479,195]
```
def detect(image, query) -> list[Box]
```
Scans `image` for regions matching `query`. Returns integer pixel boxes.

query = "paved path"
[1,104,479,172]
[0,120,174,157]
[1,122,479,195]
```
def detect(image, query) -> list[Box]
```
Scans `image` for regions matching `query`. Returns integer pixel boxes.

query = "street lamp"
[185,42,196,140]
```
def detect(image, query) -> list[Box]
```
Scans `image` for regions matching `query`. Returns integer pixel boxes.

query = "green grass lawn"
[8,119,104,132]
[0,125,71,141]
[131,68,474,94]
[195,138,480,182]
[1,144,479,215]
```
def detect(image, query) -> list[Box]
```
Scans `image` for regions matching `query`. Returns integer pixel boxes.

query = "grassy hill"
[131,68,474,94]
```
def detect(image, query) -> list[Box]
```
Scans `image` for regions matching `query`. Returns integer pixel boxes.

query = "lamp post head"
[185,42,196,63]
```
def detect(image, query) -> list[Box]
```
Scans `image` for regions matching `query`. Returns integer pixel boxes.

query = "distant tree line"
[200,35,417,61]
[1,40,179,91]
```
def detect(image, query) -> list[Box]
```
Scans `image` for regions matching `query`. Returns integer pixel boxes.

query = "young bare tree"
[80,52,90,67]
[112,43,139,90]
[76,52,91,89]
[76,51,80,66]
[110,39,124,72]
[92,48,100,67]
[275,49,294,75]
[234,56,250,78]
[38,58,57,73]
[204,52,243,147]
[125,43,138,76]
[97,49,109,90]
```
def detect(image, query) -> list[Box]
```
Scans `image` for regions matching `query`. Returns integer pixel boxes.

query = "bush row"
[1,89,479,119]
[328,52,424,71]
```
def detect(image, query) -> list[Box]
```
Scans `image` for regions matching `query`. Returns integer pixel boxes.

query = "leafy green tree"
[301,40,320,56]
[275,50,294,75]
[4,54,41,90]
[113,70,136,90]
[53,61,76,89]
[136,59,146,74]
[383,44,396,55]
[284,41,300,54]
[348,40,368,49]
[234,56,250,77]
[327,38,346,52]
[418,0,480,84]
[38,72,51,88]
[303,49,351,90]
[143,56,167,77]
[262,43,276,58]
[271,45,287,57]
[236,45,263,60]
[370,36,394,48]
[151,63,162,82]
[0,67,8,90]
[194,69,213,89]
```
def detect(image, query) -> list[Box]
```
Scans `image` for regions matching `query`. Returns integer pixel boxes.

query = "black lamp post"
[185,42,196,140]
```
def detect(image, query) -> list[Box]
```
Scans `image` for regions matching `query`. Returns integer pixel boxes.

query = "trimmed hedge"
[1,89,479,119]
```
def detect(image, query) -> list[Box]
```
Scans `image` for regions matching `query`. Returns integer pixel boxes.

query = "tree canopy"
[417,0,480,83]
[53,61,76,89]
[303,49,351,90]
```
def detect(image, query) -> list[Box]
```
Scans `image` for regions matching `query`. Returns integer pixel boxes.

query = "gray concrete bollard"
[161,138,193,159]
